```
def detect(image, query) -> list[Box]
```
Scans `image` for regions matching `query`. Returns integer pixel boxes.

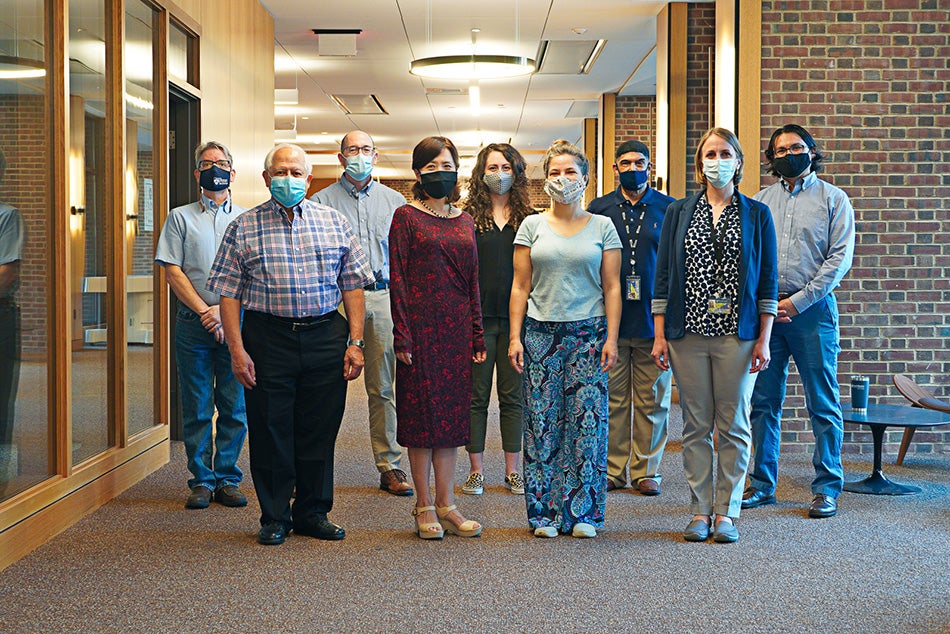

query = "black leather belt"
[778,290,800,301]
[363,281,389,291]
[251,311,335,332]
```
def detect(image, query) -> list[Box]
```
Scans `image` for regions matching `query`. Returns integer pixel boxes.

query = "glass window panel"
[0,0,51,500]
[125,0,155,436]
[168,22,188,82]
[70,0,110,463]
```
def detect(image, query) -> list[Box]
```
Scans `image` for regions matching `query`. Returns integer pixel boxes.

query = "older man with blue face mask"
[208,143,375,545]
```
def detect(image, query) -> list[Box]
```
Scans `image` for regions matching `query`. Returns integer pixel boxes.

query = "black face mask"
[773,152,811,179]
[199,165,231,192]
[420,170,458,200]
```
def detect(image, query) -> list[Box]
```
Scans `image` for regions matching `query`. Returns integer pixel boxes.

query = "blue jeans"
[176,307,247,491]
[749,294,844,498]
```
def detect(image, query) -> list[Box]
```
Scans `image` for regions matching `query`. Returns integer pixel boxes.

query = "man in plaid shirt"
[208,143,374,545]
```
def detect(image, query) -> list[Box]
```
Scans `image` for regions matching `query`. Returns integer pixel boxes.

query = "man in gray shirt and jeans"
[311,130,412,496]
[742,124,855,519]
[155,141,249,510]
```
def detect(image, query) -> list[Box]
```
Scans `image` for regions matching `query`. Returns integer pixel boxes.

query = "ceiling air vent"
[330,94,388,115]
[535,40,607,75]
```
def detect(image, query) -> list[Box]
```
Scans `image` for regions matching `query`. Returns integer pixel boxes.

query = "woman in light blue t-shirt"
[508,139,622,539]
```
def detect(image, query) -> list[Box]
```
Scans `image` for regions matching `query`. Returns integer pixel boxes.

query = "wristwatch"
[347,338,365,349]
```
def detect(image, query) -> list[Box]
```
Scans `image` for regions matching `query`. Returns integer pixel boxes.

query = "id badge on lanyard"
[626,275,641,301]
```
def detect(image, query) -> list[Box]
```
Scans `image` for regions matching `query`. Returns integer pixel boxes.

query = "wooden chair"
[891,374,950,465]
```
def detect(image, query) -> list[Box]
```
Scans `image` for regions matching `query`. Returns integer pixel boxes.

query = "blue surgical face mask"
[702,158,738,189]
[344,153,374,181]
[618,168,649,192]
[270,175,308,208]
[199,165,231,192]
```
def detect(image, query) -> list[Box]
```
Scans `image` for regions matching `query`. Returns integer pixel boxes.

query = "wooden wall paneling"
[154,7,170,427]
[582,117,598,208]
[52,0,72,476]
[668,3,688,200]
[254,0,275,195]
[598,93,616,197]
[736,0,761,196]
[0,439,169,570]
[106,0,128,448]
[68,96,86,349]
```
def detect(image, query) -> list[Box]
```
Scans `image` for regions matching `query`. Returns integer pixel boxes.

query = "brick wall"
[760,0,950,457]
[0,95,48,355]
[687,3,716,188]
[132,149,154,275]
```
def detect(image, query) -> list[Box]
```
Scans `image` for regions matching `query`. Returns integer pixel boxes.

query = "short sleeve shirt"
[514,213,621,322]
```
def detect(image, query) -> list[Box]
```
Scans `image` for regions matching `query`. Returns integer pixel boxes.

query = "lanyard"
[708,200,732,285]
[619,201,645,269]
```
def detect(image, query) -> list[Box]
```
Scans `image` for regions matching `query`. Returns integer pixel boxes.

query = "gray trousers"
[668,333,756,518]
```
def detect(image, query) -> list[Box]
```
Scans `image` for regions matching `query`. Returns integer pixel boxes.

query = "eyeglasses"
[197,160,231,169]
[773,143,808,158]
[342,145,376,157]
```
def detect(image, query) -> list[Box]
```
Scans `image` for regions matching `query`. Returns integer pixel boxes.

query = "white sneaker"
[504,472,525,495]
[461,472,484,495]
[572,522,597,538]
[533,526,558,538]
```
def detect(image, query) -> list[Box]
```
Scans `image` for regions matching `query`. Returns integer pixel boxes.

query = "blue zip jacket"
[652,191,778,341]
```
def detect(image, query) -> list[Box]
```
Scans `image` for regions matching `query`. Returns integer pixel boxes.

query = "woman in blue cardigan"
[651,127,778,544]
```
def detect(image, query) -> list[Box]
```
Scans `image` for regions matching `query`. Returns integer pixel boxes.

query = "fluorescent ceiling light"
[410,55,536,80]
[0,55,45,79]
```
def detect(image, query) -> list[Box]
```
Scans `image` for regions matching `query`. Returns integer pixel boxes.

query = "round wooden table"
[842,404,950,495]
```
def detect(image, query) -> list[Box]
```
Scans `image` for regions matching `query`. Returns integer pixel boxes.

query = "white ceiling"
[260,0,684,179]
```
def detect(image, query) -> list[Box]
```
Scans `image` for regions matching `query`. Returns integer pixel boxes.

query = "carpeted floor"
[1,375,948,633]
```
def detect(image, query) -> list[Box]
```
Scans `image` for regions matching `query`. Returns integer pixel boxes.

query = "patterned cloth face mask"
[483,171,514,195]
[544,175,587,205]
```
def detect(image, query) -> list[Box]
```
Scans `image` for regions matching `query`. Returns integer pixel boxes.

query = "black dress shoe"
[258,521,288,545]
[294,516,346,541]
[808,494,837,518]
[741,487,777,509]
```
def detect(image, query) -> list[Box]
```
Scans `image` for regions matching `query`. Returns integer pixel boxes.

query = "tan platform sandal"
[412,505,444,540]
[436,505,482,538]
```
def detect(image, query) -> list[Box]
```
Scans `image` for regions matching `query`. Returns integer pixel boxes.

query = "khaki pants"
[606,337,672,487]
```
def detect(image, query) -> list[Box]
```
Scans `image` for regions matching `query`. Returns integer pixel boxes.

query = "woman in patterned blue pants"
[509,140,621,538]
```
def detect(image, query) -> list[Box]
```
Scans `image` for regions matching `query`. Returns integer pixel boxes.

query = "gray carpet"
[1,376,949,633]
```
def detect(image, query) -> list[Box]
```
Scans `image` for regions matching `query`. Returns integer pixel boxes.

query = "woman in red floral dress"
[390,136,487,539]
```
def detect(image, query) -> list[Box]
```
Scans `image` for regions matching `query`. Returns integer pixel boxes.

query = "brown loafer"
[636,479,661,496]
[380,469,414,496]
[606,479,622,492]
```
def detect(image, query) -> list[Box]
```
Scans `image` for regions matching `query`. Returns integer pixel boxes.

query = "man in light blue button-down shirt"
[742,125,855,520]
[155,141,248,511]
[310,130,413,496]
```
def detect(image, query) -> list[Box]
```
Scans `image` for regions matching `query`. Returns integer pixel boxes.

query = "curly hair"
[461,143,534,233]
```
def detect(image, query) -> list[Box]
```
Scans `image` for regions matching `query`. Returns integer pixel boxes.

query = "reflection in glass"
[71,0,110,463]
[126,0,156,436]
[0,0,50,499]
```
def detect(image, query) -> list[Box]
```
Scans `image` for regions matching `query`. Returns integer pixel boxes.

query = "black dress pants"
[0,301,20,448]
[242,310,349,529]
